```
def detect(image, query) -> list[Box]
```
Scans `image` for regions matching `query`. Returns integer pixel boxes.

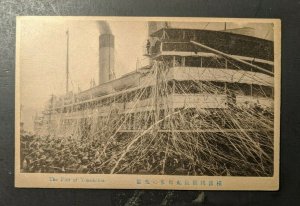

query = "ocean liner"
[29,22,274,176]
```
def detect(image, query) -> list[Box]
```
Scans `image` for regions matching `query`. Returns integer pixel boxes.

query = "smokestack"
[98,21,112,34]
[98,21,115,85]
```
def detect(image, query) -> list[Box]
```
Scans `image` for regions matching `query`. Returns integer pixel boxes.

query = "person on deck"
[146,39,151,55]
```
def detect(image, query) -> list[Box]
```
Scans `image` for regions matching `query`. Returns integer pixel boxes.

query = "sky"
[19,18,273,131]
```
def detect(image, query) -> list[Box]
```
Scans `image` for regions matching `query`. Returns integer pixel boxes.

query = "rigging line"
[177,57,271,87]
[93,63,159,153]
[230,65,271,87]
[219,56,273,86]
[190,40,274,76]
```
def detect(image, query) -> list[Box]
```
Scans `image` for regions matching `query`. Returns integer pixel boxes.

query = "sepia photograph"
[15,17,280,190]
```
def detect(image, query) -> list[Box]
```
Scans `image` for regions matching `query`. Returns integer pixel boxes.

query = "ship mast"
[66,29,69,94]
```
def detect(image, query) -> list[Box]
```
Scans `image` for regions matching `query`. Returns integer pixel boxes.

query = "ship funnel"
[98,21,115,85]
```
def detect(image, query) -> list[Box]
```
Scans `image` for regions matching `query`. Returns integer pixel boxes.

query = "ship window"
[185,56,226,68]
[173,56,182,67]
[140,87,152,100]
[174,80,202,94]
[102,98,111,106]
[152,40,161,54]
[115,94,124,103]
[227,82,242,94]
[228,60,253,72]
[166,29,183,40]
[263,85,273,98]
[207,81,225,94]
[90,101,96,109]
[250,61,274,74]
[202,57,224,68]
[226,60,237,70]
[253,84,263,97]
[129,113,134,130]
[184,30,196,41]
[126,91,136,102]
[252,85,273,98]
[162,42,193,52]
[167,81,174,94]
[185,57,202,67]
[201,81,218,94]
[239,83,251,96]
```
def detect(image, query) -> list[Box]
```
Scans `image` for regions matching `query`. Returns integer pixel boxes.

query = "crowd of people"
[21,134,104,173]
[20,133,195,174]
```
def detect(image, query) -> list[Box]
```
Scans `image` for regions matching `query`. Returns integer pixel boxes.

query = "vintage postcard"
[15,16,281,190]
